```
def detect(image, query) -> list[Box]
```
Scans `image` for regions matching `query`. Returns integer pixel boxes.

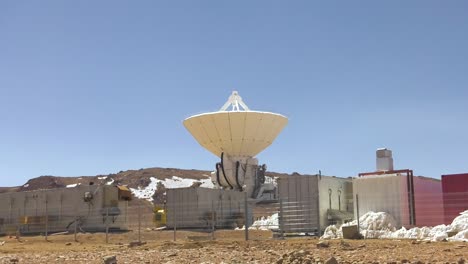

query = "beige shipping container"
[277,175,353,234]
[0,185,131,235]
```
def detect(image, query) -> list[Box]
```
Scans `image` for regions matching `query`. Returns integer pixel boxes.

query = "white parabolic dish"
[183,111,288,158]
[184,91,288,158]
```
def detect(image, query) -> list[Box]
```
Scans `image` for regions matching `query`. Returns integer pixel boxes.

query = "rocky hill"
[0,167,301,194]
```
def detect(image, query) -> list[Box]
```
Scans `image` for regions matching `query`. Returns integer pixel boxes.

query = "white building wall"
[353,174,409,228]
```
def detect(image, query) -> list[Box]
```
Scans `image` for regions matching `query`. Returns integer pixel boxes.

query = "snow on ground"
[66,183,81,188]
[236,213,279,231]
[250,213,279,230]
[98,176,107,180]
[23,184,29,188]
[130,176,215,202]
[321,210,468,242]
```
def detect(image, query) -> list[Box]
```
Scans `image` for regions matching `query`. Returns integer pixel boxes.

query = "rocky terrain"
[0,167,213,193]
[0,230,466,264]
[0,167,301,199]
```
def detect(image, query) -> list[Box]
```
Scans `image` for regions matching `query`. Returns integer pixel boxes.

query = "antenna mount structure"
[219,91,250,111]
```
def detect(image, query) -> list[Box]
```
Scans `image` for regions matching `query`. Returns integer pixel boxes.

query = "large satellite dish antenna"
[183,91,288,200]
[183,91,288,158]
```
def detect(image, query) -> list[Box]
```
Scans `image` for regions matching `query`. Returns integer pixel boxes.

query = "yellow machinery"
[153,206,167,227]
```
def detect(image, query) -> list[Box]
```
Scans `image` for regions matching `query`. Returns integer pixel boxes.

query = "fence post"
[244,192,249,241]
[125,200,129,225]
[279,198,285,239]
[211,200,215,240]
[173,205,177,242]
[105,208,109,244]
[356,194,360,235]
[74,216,78,242]
[16,208,21,241]
[16,226,21,241]
[45,197,48,241]
[138,204,141,243]
[316,192,321,236]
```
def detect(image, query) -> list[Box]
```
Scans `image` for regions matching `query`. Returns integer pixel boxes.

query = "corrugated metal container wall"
[317,176,354,228]
[353,174,409,228]
[0,185,128,235]
[413,177,444,226]
[166,187,246,229]
[442,173,468,224]
[354,174,443,228]
[277,175,320,233]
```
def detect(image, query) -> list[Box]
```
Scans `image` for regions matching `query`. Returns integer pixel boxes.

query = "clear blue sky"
[1,1,468,186]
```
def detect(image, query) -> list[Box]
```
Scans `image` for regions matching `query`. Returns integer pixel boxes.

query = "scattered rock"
[340,240,351,247]
[128,241,147,248]
[103,255,117,264]
[458,258,465,264]
[266,249,277,255]
[65,242,72,246]
[317,240,330,248]
[10,258,19,263]
[167,252,178,257]
[325,256,339,264]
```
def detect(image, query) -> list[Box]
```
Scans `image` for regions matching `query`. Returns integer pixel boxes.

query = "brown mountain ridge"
[0,167,301,194]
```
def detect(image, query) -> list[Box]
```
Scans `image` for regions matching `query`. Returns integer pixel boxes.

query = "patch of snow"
[357,211,398,231]
[322,225,342,239]
[106,178,115,185]
[199,178,216,188]
[98,176,108,180]
[236,213,279,231]
[447,210,468,242]
[129,176,215,202]
[449,229,468,242]
[66,183,81,188]
[321,210,468,242]
[23,184,29,188]
[250,213,279,230]
[448,210,468,234]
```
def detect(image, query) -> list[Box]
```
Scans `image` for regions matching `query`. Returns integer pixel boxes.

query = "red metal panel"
[413,176,444,227]
[442,173,468,224]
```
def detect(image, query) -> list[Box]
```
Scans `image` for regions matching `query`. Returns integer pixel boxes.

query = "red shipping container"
[441,173,468,224]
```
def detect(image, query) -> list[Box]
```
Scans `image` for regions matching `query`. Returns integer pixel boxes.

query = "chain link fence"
[0,191,466,243]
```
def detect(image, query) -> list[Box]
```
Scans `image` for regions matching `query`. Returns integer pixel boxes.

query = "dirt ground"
[0,230,467,264]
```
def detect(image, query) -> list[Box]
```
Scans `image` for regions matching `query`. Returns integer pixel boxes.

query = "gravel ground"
[0,230,467,263]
